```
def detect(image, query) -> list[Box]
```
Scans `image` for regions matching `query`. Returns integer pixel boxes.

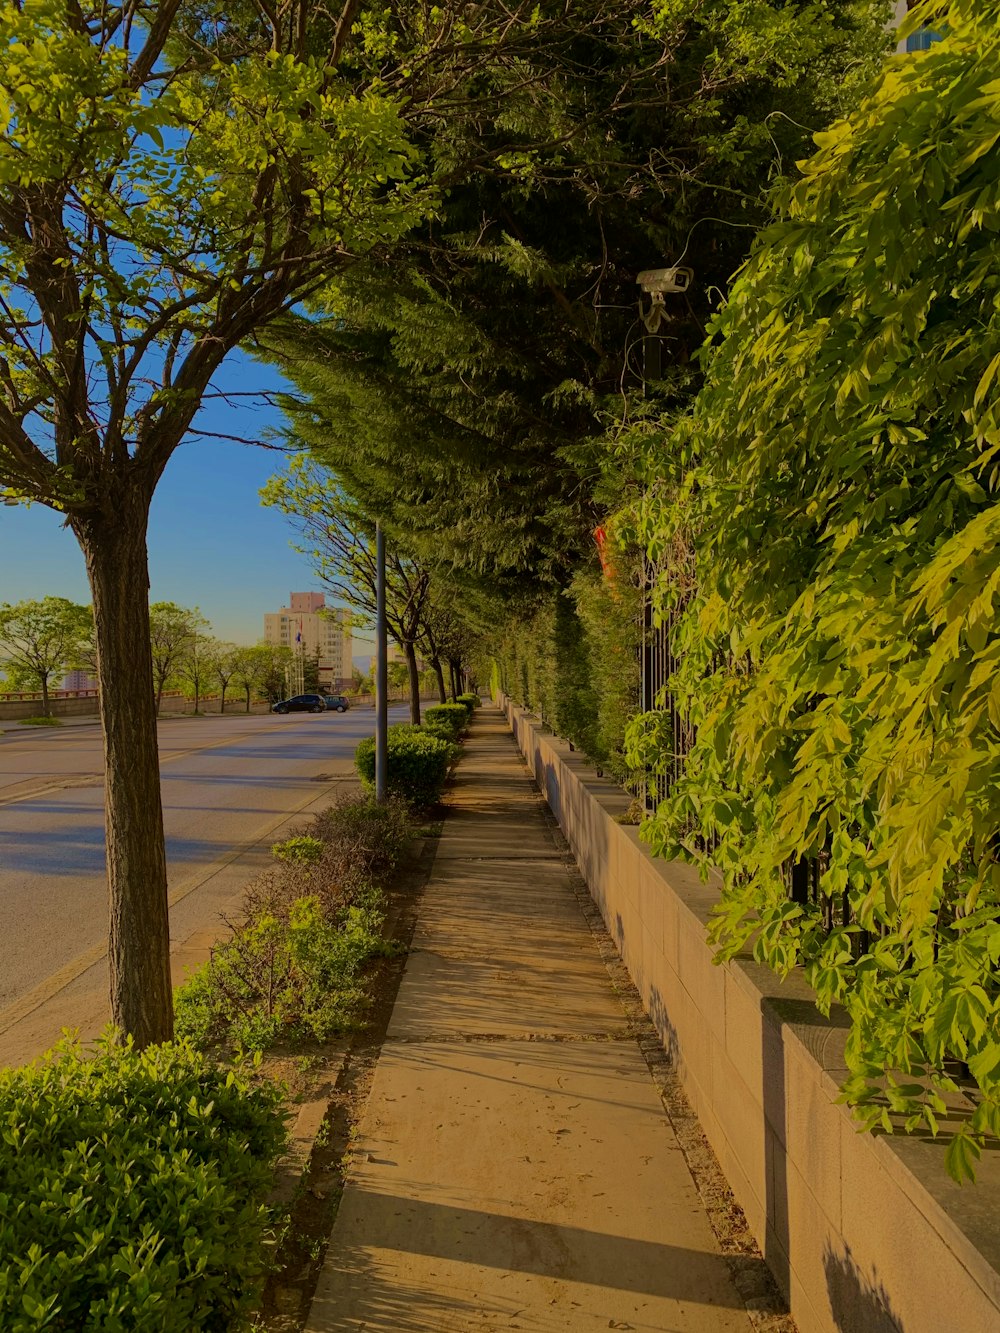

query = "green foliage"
[571,566,643,784]
[0,1032,285,1330]
[630,0,1000,1176]
[312,793,413,892]
[0,598,93,710]
[258,0,890,598]
[355,724,453,806]
[423,703,469,739]
[176,794,410,1052]
[16,715,63,727]
[271,835,325,866]
[491,570,641,782]
[457,693,481,713]
[175,893,389,1052]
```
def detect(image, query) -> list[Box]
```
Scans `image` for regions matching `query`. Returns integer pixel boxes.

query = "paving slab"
[306,708,752,1332]
[307,1039,752,1333]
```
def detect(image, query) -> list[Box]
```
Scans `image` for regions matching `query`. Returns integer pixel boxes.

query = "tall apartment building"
[263,593,353,690]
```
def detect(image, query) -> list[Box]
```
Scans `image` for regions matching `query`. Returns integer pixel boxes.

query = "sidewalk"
[305,705,755,1333]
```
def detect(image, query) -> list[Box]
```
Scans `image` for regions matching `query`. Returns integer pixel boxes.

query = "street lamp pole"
[375,520,388,803]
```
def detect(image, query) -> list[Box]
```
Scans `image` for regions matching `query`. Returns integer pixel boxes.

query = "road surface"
[0,707,406,1066]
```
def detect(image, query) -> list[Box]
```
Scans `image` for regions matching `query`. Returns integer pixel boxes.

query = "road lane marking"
[0,774,104,808]
[0,767,357,1040]
[0,717,332,808]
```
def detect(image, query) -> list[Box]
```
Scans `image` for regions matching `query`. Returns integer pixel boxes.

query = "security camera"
[637,266,693,295]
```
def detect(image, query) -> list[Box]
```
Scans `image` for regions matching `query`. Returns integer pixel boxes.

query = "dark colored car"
[271,693,326,714]
[324,695,350,712]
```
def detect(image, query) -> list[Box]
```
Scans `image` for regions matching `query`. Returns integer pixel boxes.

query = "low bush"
[311,792,412,892]
[177,794,412,1053]
[0,1033,285,1331]
[457,693,480,714]
[422,703,469,740]
[355,724,453,806]
[255,797,412,921]
[176,892,392,1052]
[17,715,62,726]
[271,833,324,866]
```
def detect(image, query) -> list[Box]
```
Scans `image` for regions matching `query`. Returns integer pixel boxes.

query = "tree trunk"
[155,678,164,714]
[448,659,459,701]
[219,684,227,714]
[245,684,252,712]
[432,656,447,704]
[77,506,173,1047]
[40,671,50,717]
[405,640,421,725]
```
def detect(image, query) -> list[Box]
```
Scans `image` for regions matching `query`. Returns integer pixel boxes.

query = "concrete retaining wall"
[0,695,100,721]
[499,694,1000,1333]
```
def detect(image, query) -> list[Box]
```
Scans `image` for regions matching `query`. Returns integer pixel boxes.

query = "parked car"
[271,694,326,714]
[324,695,350,712]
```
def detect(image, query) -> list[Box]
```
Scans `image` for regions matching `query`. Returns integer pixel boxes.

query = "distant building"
[263,593,353,690]
[62,669,98,692]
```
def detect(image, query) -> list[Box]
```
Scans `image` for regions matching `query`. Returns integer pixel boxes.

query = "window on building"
[906,27,942,51]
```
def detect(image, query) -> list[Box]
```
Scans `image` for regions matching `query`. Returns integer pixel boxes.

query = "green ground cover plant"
[0,1034,285,1331]
[16,716,63,727]
[355,724,453,806]
[630,0,1000,1179]
[176,795,410,1053]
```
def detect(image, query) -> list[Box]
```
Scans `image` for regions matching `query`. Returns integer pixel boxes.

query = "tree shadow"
[824,1244,902,1332]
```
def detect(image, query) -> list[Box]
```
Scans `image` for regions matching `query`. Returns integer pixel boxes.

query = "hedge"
[0,1034,285,1331]
[422,703,469,740]
[355,723,453,805]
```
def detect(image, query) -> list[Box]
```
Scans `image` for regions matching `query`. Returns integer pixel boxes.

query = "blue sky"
[0,351,361,649]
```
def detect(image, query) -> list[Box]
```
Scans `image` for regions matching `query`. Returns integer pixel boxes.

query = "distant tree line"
[0,597,310,716]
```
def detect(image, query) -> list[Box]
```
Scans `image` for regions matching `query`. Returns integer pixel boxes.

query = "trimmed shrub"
[422,703,469,739]
[355,724,453,806]
[0,1033,285,1331]
[457,692,480,714]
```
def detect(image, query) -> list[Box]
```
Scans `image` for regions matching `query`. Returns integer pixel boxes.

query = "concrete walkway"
[306,707,752,1333]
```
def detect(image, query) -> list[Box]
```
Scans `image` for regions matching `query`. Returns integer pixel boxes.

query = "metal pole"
[375,521,388,803]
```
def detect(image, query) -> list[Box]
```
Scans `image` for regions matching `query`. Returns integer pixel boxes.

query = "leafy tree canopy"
[0,597,93,712]
[259,0,891,591]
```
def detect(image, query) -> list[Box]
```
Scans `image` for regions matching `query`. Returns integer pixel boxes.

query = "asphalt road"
[0,706,407,1065]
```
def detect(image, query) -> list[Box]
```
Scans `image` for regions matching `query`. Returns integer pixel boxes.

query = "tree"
[630,0,1000,1177]
[261,457,432,723]
[0,0,445,1044]
[150,603,208,714]
[175,631,212,714]
[254,643,294,705]
[419,583,483,703]
[229,643,289,712]
[258,0,892,598]
[0,598,93,714]
[303,647,322,694]
[231,647,262,713]
[0,0,890,1047]
[207,642,240,714]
